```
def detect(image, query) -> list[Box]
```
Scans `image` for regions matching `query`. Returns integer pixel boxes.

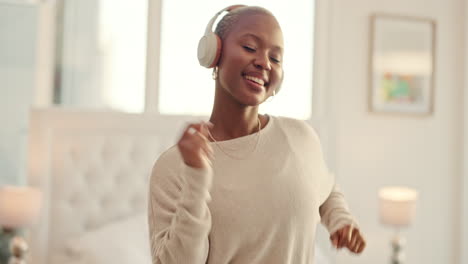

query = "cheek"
[226,54,245,71]
[271,68,283,86]
[219,44,244,68]
[219,53,244,81]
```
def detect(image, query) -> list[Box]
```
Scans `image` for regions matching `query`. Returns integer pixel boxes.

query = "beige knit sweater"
[148,115,357,264]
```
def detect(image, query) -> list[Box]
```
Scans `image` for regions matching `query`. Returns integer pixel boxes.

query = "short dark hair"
[214,6,276,41]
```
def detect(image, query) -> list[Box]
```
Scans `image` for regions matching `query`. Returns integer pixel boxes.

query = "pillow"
[65,213,151,264]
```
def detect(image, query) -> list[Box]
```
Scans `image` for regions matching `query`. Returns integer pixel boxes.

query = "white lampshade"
[379,186,419,227]
[0,186,42,229]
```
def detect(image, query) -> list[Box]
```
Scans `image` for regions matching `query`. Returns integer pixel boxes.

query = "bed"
[26,109,186,264]
[26,108,331,264]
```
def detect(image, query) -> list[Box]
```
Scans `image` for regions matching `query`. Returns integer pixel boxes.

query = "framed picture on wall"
[369,14,436,114]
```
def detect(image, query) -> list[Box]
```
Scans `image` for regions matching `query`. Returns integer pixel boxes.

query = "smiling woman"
[158,0,315,119]
[148,5,366,264]
[210,8,284,108]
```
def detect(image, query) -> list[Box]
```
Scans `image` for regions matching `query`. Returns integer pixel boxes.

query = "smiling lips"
[244,75,265,86]
[242,73,269,91]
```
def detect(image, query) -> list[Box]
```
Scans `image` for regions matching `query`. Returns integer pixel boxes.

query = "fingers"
[184,123,207,139]
[348,228,358,249]
[330,233,339,248]
[178,121,215,169]
[185,121,213,139]
[199,121,214,139]
[187,127,197,135]
[330,225,366,254]
[187,126,214,158]
[356,239,366,253]
[348,224,353,242]
[337,226,349,248]
[346,228,366,254]
[330,228,344,249]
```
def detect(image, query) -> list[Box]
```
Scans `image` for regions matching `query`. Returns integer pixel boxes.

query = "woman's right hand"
[177,122,215,169]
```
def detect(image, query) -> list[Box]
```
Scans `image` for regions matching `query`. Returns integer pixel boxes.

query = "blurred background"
[0,0,466,264]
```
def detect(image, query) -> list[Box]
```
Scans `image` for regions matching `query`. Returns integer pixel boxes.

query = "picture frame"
[369,14,436,114]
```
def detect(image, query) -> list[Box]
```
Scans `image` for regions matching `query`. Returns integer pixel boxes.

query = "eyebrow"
[240,33,283,53]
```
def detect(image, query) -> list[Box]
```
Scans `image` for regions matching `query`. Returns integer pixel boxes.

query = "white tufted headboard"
[27,109,193,264]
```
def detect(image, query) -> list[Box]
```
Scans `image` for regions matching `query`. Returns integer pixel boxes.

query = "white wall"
[462,1,468,263]
[327,0,464,264]
[0,3,39,185]
[0,1,54,186]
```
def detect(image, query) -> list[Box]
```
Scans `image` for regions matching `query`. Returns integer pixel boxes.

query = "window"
[56,0,148,112]
[158,0,315,119]
[50,0,316,119]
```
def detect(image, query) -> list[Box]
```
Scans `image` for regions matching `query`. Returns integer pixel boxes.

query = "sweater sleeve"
[319,184,358,235]
[148,152,213,264]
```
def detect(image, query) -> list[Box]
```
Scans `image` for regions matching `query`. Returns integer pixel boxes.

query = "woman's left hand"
[330,225,366,254]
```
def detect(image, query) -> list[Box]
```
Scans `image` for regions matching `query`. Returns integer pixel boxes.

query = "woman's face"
[217,13,284,106]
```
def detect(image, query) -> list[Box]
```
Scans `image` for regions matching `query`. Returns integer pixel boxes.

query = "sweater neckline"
[208,114,274,147]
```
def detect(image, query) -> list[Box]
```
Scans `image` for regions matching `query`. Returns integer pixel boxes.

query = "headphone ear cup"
[197,33,222,68]
[275,85,281,94]
[275,70,284,94]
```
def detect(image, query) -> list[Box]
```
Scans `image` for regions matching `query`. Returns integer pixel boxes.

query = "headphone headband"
[198,5,247,68]
[203,5,246,36]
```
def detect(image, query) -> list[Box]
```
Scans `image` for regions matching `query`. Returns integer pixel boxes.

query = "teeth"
[244,75,265,86]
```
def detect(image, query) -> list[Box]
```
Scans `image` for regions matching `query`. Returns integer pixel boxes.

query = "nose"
[254,53,272,71]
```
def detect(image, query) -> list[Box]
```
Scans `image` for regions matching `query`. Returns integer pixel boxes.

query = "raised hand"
[177,121,215,169]
[330,225,366,254]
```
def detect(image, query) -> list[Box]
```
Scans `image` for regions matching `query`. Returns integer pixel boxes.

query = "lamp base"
[8,236,28,264]
[0,228,17,264]
[8,257,26,264]
[391,232,406,264]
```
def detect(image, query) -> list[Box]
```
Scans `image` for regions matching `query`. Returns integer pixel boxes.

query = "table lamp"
[378,186,418,264]
[0,186,42,264]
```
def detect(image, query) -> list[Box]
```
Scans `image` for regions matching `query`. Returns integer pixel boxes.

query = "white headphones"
[197,5,245,68]
[197,5,283,94]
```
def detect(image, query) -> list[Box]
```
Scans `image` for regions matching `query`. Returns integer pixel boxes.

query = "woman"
[148,5,366,264]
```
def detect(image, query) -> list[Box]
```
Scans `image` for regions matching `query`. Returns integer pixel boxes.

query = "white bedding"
[64,214,151,264]
[59,213,331,264]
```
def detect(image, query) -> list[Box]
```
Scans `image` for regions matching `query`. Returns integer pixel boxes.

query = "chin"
[240,94,266,106]
[231,84,269,106]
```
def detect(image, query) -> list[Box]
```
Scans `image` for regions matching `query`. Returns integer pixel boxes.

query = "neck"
[209,86,262,141]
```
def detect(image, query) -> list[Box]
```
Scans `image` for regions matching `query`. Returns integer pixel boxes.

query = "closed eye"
[270,57,281,64]
[243,46,256,52]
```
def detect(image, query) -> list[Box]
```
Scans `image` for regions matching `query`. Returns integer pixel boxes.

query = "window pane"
[57,0,148,113]
[159,0,314,119]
